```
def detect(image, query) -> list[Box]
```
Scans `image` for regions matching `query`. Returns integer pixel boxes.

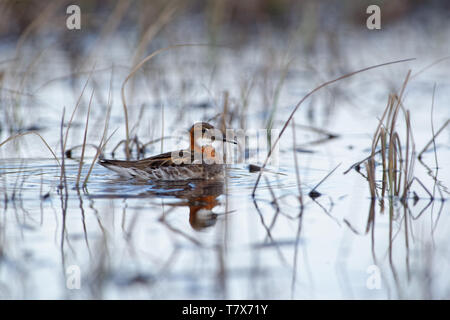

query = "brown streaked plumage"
[99,122,236,181]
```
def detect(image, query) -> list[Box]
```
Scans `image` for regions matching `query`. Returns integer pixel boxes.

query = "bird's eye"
[202,128,206,134]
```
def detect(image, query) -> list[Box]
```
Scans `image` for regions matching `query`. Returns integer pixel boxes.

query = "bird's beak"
[223,137,237,144]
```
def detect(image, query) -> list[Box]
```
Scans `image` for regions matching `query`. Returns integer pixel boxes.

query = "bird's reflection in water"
[183,184,222,230]
[93,179,225,231]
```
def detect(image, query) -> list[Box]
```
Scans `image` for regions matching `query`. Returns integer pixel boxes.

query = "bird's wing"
[99,149,193,169]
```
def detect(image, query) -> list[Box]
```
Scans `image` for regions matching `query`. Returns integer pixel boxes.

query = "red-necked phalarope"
[99,122,236,181]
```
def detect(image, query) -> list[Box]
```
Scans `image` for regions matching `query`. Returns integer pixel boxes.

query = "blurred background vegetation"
[1,0,448,42]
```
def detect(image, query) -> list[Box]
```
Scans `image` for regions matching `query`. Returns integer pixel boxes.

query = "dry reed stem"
[121,44,222,159]
[418,119,449,160]
[83,0,132,68]
[402,110,413,200]
[132,0,180,65]
[160,104,164,154]
[252,58,415,196]
[33,66,121,94]
[59,108,68,191]
[364,71,412,202]
[411,55,450,80]
[14,2,61,59]
[75,89,94,187]
[0,131,60,167]
[83,73,114,186]
[291,118,303,206]
[309,163,341,197]
[63,68,94,153]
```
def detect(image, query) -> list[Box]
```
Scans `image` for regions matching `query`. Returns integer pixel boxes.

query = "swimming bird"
[99,122,236,181]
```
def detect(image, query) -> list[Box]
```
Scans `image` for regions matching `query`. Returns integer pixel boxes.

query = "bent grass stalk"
[364,71,415,206]
[75,89,94,188]
[63,67,95,153]
[121,43,227,159]
[418,119,449,160]
[0,131,60,167]
[83,69,114,187]
[83,113,115,187]
[252,58,415,197]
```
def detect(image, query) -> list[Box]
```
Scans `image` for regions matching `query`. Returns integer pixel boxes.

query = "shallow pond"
[0,13,449,299]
